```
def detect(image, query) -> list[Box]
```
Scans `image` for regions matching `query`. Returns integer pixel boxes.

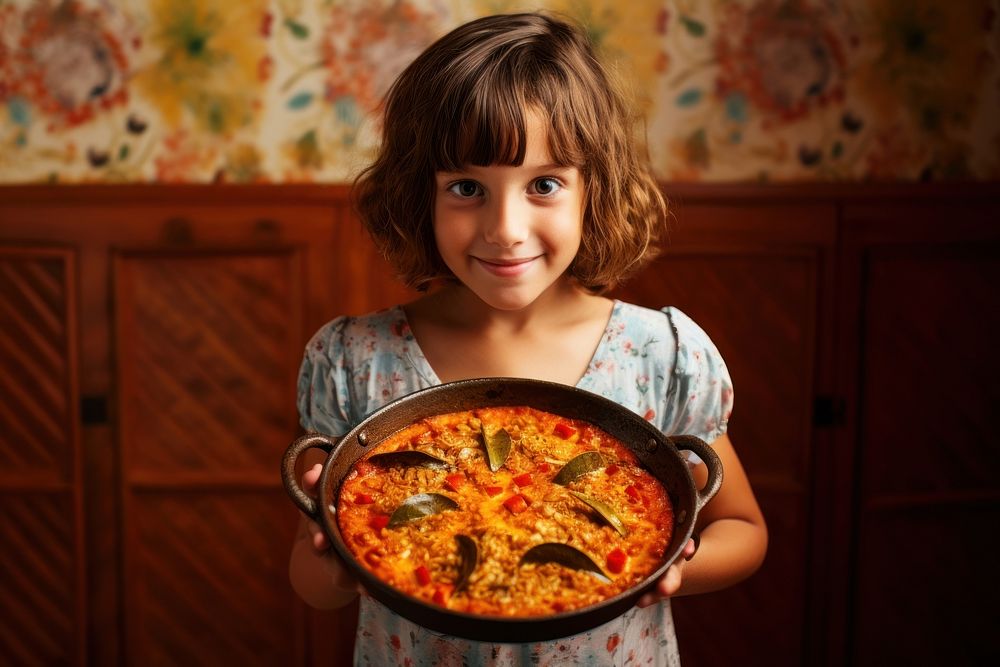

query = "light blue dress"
[297,301,733,667]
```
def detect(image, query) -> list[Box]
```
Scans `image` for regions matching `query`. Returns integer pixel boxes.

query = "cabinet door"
[0,246,84,666]
[0,188,416,666]
[613,200,836,666]
[838,201,1000,666]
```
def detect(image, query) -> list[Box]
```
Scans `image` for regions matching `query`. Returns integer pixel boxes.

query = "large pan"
[281,377,722,642]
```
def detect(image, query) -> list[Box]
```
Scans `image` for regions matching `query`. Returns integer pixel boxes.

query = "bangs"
[429,64,585,171]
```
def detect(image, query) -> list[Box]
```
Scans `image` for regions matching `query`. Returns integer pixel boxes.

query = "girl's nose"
[483,195,528,247]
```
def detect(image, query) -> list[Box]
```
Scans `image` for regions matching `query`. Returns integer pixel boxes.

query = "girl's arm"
[639,433,768,604]
[289,462,361,609]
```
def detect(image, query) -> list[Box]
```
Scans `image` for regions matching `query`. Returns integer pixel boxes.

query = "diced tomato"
[354,492,374,505]
[605,464,619,476]
[484,485,504,497]
[625,484,642,503]
[415,565,431,586]
[503,494,529,514]
[513,472,533,487]
[553,422,577,439]
[606,548,628,574]
[445,473,466,492]
[369,514,390,531]
[432,585,450,605]
[537,462,551,473]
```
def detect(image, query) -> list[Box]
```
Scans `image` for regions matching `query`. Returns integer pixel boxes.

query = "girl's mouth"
[473,256,538,277]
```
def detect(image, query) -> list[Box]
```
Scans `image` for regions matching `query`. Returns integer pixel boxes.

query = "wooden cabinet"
[1,183,997,666]
[614,194,838,666]
[833,199,1000,666]
[0,187,412,666]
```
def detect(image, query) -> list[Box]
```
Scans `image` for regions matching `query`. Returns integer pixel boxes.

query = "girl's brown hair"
[353,12,667,293]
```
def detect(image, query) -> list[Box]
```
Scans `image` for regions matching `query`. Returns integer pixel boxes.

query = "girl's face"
[433,111,585,311]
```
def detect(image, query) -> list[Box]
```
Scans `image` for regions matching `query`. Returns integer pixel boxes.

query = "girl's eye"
[531,177,562,196]
[447,180,483,198]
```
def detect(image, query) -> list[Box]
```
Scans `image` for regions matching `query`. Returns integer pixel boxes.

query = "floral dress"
[297,301,733,667]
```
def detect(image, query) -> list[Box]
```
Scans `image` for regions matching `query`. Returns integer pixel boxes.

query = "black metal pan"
[281,377,722,642]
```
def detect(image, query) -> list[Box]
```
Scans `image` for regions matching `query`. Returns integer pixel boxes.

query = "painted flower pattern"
[0,0,131,129]
[0,0,997,182]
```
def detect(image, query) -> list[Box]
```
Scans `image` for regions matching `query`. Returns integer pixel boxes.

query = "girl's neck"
[403,278,615,385]
[421,280,603,335]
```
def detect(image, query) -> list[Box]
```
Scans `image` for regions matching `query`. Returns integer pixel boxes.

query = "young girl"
[290,12,767,666]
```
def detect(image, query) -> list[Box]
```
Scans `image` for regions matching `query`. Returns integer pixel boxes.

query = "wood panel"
[114,250,307,665]
[613,202,836,666]
[842,207,1000,665]
[2,183,997,666]
[0,246,84,666]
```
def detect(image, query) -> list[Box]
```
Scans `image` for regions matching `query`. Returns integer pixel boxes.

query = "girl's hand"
[300,463,360,595]
[636,538,697,608]
[303,464,331,552]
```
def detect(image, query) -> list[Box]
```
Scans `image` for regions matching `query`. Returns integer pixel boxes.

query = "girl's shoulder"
[304,306,414,361]
[599,301,732,440]
[611,301,717,355]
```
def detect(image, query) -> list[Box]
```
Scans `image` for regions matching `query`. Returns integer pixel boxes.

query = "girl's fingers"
[636,561,685,608]
[307,519,328,552]
[636,591,656,608]
[658,564,683,597]
[303,464,323,496]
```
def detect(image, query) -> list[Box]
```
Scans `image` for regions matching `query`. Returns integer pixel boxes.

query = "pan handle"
[667,434,724,514]
[281,433,341,519]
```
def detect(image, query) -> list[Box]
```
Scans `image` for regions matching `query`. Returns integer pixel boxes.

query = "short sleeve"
[296,317,353,436]
[660,307,734,444]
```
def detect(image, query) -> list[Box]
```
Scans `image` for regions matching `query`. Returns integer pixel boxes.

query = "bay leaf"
[482,425,512,472]
[569,490,628,536]
[368,450,448,469]
[387,493,458,527]
[552,451,606,485]
[518,543,610,583]
[454,534,478,592]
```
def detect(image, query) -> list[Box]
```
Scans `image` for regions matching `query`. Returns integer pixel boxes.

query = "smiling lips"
[474,256,538,277]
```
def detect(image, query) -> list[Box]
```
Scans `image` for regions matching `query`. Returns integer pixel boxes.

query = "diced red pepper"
[537,462,551,473]
[354,492,374,505]
[625,485,642,503]
[432,585,450,606]
[445,473,466,492]
[606,548,628,574]
[415,565,431,586]
[484,485,504,497]
[513,472,533,487]
[369,514,390,531]
[503,494,529,514]
[553,422,577,439]
[604,464,619,476]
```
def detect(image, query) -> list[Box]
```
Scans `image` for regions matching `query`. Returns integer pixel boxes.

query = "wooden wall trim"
[1,181,998,207]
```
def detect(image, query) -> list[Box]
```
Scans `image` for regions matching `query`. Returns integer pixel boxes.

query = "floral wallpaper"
[1,0,998,183]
